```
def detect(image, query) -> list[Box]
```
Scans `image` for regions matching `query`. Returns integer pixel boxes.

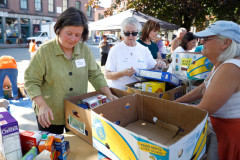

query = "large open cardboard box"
[65,93,207,160]
[64,88,131,145]
[125,82,187,101]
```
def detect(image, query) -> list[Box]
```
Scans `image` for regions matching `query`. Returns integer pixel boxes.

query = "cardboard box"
[64,88,131,145]
[125,82,187,101]
[65,94,208,160]
[0,108,22,160]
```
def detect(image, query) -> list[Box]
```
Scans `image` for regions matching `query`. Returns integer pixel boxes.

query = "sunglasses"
[123,31,138,37]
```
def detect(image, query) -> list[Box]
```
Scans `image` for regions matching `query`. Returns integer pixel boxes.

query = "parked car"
[105,34,118,42]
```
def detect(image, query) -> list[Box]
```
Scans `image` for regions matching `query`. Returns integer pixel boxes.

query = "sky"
[99,0,111,8]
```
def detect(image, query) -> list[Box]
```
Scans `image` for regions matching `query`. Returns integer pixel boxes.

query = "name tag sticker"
[75,59,86,68]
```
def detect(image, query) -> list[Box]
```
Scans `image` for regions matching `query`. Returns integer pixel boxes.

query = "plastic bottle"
[42,134,48,141]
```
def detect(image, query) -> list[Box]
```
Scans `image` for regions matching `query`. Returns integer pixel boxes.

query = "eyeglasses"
[123,31,138,37]
[200,37,218,43]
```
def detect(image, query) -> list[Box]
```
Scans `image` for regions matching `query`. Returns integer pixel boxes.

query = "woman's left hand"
[100,86,119,101]
[107,94,118,101]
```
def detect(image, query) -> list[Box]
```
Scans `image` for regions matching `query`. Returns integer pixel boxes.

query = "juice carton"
[20,130,42,155]
[20,146,38,160]
[38,135,56,160]
[48,133,66,160]
[0,108,22,160]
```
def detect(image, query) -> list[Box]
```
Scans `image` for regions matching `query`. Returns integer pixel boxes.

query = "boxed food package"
[0,108,22,160]
[64,88,131,145]
[81,94,108,109]
[38,136,57,160]
[135,69,182,86]
[125,82,187,101]
[141,81,166,93]
[65,94,208,160]
[48,133,67,160]
[20,130,42,155]
[170,52,213,80]
[20,146,38,160]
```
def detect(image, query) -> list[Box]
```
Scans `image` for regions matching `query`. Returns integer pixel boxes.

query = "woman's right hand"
[38,104,54,128]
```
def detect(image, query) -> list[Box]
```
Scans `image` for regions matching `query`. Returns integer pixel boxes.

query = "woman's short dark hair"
[140,20,160,41]
[54,7,89,42]
[180,32,197,50]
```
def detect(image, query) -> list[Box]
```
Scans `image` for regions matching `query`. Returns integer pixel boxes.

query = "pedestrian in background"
[24,7,118,134]
[137,20,162,59]
[156,34,167,59]
[0,56,19,100]
[28,39,36,58]
[170,27,187,54]
[99,35,110,66]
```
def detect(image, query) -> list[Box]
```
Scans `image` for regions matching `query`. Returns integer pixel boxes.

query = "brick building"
[0,0,94,44]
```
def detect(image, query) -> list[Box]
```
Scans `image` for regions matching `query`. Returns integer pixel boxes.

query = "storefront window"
[21,18,29,39]
[6,18,18,38]
[32,19,40,35]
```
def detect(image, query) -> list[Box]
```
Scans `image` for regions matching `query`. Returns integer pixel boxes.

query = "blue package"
[77,104,89,109]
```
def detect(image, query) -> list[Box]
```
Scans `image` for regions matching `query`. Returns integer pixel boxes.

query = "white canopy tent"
[89,9,179,31]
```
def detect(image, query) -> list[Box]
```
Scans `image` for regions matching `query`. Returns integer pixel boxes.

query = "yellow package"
[142,81,165,93]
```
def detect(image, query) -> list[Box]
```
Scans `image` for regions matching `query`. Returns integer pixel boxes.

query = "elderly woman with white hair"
[175,21,240,159]
[105,17,166,90]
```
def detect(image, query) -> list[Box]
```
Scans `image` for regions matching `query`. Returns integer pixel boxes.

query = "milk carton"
[0,108,22,160]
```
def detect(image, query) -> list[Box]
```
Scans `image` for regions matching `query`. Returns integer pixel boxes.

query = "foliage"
[87,0,240,31]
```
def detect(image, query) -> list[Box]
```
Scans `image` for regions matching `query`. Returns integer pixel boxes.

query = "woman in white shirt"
[167,32,197,73]
[105,17,166,90]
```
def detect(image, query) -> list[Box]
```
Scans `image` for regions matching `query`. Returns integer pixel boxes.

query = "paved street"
[0,42,101,132]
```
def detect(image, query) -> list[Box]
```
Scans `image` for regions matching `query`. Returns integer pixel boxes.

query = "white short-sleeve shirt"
[105,41,157,90]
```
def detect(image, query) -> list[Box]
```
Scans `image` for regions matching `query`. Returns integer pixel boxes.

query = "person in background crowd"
[105,17,166,90]
[99,35,110,66]
[195,38,204,52]
[167,32,197,73]
[137,20,162,59]
[175,20,240,160]
[170,27,187,53]
[0,56,19,100]
[24,7,118,134]
[156,34,167,59]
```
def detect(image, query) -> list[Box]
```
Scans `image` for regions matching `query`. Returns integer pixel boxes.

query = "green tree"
[87,0,240,30]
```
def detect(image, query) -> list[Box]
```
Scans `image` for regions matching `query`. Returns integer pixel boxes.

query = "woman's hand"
[122,67,136,77]
[100,86,119,101]
[107,94,118,101]
[38,104,54,128]
[155,59,167,68]
[33,95,54,128]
